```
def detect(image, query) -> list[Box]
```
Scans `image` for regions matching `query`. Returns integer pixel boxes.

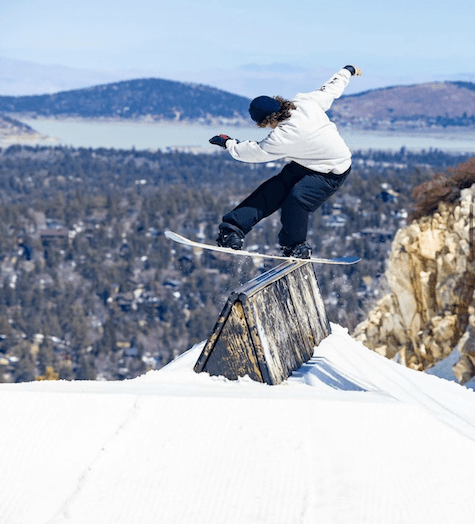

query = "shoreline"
[10,114,252,128]
[16,115,475,134]
[2,116,475,153]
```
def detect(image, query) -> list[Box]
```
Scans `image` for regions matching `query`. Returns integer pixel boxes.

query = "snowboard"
[165,230,360,266]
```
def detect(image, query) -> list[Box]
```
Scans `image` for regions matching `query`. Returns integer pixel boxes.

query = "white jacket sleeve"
[225,139,285,163]
[312,68,352,112]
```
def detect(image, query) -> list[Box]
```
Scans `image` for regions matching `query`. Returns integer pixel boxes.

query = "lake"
[20,118,475,153]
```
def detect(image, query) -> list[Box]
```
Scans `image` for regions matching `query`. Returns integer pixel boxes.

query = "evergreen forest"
[0,144,472,382]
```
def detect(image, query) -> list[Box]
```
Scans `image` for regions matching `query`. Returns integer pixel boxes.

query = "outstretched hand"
[344,65,362,76]
[209,134,233,148]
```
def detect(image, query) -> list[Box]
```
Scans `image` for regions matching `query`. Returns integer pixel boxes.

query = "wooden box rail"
[194,260,331,385]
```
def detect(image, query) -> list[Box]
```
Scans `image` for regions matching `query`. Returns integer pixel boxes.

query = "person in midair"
[209,64,361,258]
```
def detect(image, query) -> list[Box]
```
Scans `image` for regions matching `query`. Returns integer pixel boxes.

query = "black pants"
[222,161,351,247]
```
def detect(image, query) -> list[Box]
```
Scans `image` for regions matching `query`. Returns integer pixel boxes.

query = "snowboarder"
[209,65,361,259]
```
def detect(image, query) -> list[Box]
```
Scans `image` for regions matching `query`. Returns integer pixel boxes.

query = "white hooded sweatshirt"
[225,68,352,175]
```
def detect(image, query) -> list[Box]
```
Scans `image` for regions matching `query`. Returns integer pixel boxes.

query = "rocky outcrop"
[353,184,475,384]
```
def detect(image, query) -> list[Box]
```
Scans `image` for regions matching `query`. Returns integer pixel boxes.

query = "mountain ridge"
[0,77,251,124]
[1,78,475,130]
[331,81,475,129]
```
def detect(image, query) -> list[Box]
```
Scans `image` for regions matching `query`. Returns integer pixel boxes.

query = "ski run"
[1,324,475,524]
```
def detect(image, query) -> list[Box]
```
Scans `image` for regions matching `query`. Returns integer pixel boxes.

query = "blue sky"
[1,0,474,97]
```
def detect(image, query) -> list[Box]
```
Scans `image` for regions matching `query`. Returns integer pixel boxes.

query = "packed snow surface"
[1,324,475,524]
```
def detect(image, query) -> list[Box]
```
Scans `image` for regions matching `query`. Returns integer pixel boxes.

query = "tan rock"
[353,183,475,384]
[418,228,444,260]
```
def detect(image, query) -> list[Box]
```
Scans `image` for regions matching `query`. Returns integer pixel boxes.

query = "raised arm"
[314,65,362,112]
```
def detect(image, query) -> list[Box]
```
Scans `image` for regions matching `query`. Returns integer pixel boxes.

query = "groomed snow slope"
[1,324,475,524]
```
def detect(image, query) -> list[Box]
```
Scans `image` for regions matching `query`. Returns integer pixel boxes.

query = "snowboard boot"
[281,242,312,259]
[216,223,245,250]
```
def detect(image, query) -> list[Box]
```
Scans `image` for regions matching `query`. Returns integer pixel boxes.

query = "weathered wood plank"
[242,278,313,384]
[285,264,331,345]
[194,295,235,373]
[195,301,263,381]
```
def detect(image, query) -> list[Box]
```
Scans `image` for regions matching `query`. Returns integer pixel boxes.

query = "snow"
[1,324,475,524]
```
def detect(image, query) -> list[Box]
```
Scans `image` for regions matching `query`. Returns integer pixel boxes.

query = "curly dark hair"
[256,96,296,128]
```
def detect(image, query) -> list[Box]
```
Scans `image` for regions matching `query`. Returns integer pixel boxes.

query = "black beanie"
[249,96,281,123]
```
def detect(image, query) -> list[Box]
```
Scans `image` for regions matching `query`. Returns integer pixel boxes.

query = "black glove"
[343,65,362,76]
[209,134,233,148]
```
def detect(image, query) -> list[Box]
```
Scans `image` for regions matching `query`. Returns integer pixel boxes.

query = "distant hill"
[0,78,252,124]
[1,78,475,130]
[0,113,50,143]
[0,114,35,134]
[331,81,475,130]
